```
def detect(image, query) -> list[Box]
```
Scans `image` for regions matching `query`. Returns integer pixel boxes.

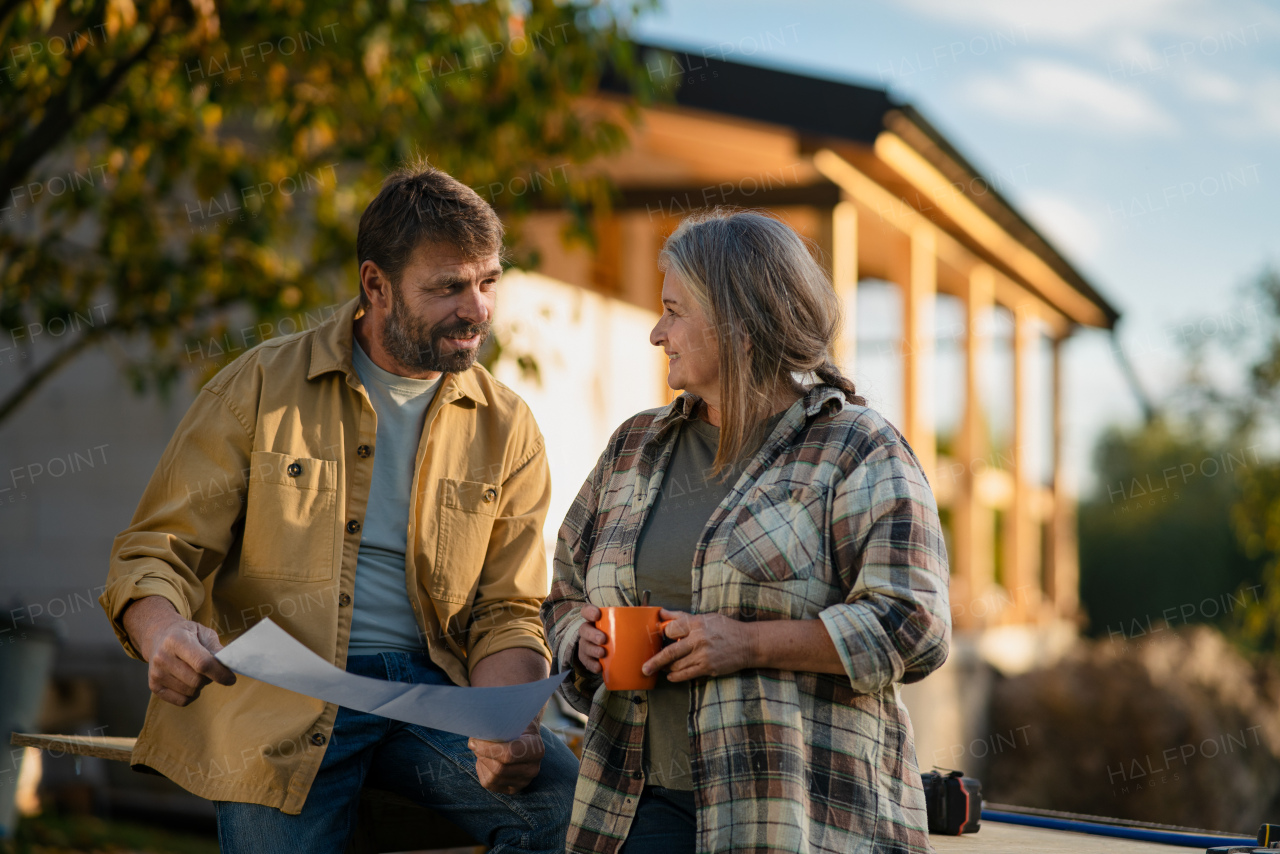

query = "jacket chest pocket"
[242,451,339,583]
[723,483,828,584]
[431,479,500,604]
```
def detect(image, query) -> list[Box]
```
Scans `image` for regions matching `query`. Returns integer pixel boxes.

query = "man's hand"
[641,609,757,682]
[122,596,236,707]
[468,721,546,795]
[575,603,607,674]
[468,646,550,794]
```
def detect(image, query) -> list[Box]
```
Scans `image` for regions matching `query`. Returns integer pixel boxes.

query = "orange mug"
[595,606,674,691]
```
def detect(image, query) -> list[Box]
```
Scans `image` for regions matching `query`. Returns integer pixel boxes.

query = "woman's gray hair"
[658,207,864,477]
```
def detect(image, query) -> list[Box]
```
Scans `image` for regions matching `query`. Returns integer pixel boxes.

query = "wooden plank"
[11,732,135,763]
[931,820,1185,852]
[875,132,1108,329]
[903,226,937,481]
[831,200,858,376]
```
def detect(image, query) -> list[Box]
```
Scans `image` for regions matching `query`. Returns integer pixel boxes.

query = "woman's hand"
[576,603,607,674]
[642,609,758,681]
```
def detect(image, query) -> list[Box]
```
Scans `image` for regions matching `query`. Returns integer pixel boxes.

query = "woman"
[541,209,951,854]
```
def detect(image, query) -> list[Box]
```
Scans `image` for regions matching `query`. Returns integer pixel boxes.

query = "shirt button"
[632,696,645,705]
[346,520,361,534]
[286,462,302,477]
[483,488,497,503]
[357,444,372,459]
[338,593,352,607]
[310,733,327,746]
[631,771,642,779]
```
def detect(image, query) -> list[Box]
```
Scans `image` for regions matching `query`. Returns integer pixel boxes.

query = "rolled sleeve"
[466,434,554,675]
[100,562,196,660]
[820,440,951,694]
[100,386,253,659]
[541,457,607,715]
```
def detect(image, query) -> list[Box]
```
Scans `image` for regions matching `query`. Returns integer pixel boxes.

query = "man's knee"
[521,728,579,846]
[538,726,580,786]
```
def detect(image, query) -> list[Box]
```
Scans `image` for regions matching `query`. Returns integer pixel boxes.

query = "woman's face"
[650,268,720,405]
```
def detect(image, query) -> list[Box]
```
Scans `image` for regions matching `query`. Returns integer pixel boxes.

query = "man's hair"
[356,160,504,306]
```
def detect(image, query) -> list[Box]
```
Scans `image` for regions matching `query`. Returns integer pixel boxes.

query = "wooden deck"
[933,821,1189,853]
[15,734,1210,852]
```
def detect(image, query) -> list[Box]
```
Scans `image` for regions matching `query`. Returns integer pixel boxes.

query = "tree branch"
[0,322,112,423]
[0,23,162,200]
[0,0,27,28]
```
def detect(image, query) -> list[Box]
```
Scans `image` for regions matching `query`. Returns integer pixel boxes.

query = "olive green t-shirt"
[632,409,785,789]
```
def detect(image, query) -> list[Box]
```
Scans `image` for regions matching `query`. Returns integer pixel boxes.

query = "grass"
[3,812,219,854]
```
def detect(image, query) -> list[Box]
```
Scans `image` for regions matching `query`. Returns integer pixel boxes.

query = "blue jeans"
[214,651,578,854]
[619,786,696,854]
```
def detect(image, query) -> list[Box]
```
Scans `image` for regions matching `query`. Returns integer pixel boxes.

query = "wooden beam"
[1004,308,1042,621]
[11,732,135,762]
[606,181,842,216]
[832,200,858,376]
[619,212,659,310]
[903,226,937,481]
[991,268,1070,339]
[952,264,995,629]
[812,149,1070,335]
[874,132,1108,328]
[1047,336,1079,619]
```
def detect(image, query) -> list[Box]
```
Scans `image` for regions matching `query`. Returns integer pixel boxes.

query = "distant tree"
[1078,268,1280,649]
[1212,269,1280,653]
[1077,419,1263,640]
[0,0,658,424]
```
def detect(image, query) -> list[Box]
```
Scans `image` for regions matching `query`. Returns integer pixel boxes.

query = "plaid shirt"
[541,385,951,854]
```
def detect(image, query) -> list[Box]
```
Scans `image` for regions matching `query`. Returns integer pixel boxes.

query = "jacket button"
[632,696,645,705]
[346,520,361,534]
[338,593,351,607]
[483,488,497,503]
[287,462,302,477]
[357,444,372,459]
[310,733,326,746]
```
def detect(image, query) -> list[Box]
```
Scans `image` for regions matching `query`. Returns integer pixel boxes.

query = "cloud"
[1176,67,1243,104]
[961,59,1178,135]
[1020,193,1105,264]
[893,0,1258,47]
[1213,73,1280,138]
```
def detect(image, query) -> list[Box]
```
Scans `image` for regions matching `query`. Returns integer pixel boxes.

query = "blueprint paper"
[215,618,567,742]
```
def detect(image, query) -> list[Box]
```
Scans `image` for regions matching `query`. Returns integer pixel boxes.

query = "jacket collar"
[654,383,847,434]
[307,295,486,405]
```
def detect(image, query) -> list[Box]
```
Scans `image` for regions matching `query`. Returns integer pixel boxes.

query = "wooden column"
[619,212,659,310]
[1004,305,1040,621]
[952,265,994,629]
[903,226,937,480]
[832,201,859,376]
[1046,335,1078,620]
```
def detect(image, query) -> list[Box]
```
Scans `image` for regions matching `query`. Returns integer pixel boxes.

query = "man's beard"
[381,286,490,374]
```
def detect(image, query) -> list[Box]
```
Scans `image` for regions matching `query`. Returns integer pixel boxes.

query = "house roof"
[601,42,1120,328]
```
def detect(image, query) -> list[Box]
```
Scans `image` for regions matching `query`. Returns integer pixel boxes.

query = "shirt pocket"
[723,482,828,584]
[242,451,339,583]
[432,478,500,604]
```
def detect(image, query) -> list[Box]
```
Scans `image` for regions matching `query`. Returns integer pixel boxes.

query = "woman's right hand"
[576,604,607,674]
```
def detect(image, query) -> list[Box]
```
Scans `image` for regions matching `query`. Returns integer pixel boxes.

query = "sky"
[628,0,1280,495]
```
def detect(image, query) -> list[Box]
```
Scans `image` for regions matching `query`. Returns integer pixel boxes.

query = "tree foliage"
[1078,418,1263,639]
[1079,268,1280,652]
[0,0,658,422]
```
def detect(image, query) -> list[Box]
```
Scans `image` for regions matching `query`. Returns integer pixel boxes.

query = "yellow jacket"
[99,295,552,812]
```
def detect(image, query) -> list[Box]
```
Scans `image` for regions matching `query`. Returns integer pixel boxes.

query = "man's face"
[379,242,501,374]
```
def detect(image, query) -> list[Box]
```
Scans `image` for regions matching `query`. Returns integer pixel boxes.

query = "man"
[99,163,577,852]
